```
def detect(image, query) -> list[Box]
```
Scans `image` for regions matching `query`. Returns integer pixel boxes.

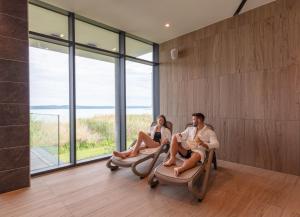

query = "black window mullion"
[68,12,76,165]
[116,31,127,151]
[153,43,160,120]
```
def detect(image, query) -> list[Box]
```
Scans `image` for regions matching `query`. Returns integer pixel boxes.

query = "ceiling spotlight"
[165,23,170,28]
[112,48,117,51]
[60,33,64,38]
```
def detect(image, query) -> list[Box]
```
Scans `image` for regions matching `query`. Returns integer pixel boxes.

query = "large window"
[29,39,70,172]
[28,3,157,174]
[75,50,116,161]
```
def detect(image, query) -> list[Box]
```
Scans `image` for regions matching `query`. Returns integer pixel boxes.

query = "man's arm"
[195,130,219,150]
[205,130,219,149]
[179,127,189,141]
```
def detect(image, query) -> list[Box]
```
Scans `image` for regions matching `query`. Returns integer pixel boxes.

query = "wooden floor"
[1,160,300,217]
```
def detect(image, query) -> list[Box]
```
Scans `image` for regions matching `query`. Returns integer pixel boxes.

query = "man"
[163,113,219,176]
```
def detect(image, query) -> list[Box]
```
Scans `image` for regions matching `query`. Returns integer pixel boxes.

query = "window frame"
[29,0,159,176]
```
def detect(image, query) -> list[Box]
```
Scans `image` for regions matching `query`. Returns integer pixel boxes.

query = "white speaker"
[170,48,178,60]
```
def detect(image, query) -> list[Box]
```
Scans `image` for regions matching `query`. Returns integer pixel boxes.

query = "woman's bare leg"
[129,131,160,157]
[174,152,201,176]
[113,150,132,159]
[113,131,145,158]
[113,131,160,158]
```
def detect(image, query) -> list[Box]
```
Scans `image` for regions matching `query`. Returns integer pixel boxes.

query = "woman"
[113,115,171,159]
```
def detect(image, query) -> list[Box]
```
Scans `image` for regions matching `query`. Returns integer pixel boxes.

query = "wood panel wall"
[159,0,300,175]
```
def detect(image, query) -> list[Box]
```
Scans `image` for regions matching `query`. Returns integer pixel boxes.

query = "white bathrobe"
[177,125,219,162]
[149,125,172,144]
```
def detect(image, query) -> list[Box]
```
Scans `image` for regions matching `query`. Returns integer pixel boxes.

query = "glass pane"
[76,50,116,161]
[126,61,153,147]
[29,4,68,40]
[126,37,153,61]
[76,20,119,52]
[29,39,70,173]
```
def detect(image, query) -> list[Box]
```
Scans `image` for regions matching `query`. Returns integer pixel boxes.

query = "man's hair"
[192,113,205,122]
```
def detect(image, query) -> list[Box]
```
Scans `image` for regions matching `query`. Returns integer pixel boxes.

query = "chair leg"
[131,154,154,178]
[106,159,119,171]
[213,151,217,170]
[187,166,207,200]
[188,150,214,201]
[148,171,159,188]
[132,144,168,178]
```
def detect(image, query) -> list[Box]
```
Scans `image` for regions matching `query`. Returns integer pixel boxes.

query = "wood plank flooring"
[0,160,299,217]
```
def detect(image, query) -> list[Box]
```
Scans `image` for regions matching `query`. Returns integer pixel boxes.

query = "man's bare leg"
[163,136,187,166]
[174,152,201,176]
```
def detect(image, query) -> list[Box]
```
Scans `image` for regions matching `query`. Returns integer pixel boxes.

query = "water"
[30,108,152,122]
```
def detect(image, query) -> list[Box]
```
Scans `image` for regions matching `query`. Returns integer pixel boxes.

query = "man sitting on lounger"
[163,113,219,176]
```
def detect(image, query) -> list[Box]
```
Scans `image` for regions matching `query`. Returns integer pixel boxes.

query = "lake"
[30,108,152,122]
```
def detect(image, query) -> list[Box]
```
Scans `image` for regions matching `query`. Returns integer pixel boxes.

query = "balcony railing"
[30,113,60,172]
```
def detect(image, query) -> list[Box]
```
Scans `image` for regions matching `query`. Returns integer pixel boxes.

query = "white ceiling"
[41,0,276,43]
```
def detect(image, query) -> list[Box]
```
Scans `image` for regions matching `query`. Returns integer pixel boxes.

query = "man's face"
[192,116,198,126]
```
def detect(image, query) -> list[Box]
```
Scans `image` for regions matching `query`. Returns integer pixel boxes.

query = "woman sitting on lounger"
[113,115,171,159]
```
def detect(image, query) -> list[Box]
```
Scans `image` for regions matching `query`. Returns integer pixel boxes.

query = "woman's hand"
[175,133,182,137]
[161,138,169,145]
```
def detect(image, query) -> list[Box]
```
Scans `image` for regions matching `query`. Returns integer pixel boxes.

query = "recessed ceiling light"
[60,33,64,38]
[87,43,97,48]
[50,33,60,38]
[112,48,117,51]
[165,23,170,28]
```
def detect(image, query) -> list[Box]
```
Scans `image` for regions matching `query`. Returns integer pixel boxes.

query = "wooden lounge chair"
[106,121,173,178]
[148,123,217,201]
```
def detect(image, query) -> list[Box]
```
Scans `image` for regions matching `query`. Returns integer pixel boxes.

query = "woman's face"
[157,117,165,126]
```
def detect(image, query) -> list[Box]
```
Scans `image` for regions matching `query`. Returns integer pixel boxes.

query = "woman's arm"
[148,126,155,137]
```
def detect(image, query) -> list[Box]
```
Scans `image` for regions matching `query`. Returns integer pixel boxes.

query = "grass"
[30,113,152,165]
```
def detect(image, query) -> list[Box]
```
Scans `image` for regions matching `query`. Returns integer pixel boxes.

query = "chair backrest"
[185,123,214,131]
[151,121,173,134]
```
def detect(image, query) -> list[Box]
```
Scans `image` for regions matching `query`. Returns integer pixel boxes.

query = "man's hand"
[186,140,196,149]
[195,137,209,149]
[199,141,209,149]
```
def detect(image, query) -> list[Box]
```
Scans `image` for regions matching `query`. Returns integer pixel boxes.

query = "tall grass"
[30,114,152,163]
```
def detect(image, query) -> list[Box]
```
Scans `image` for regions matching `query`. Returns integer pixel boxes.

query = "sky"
[29,46,153,108]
